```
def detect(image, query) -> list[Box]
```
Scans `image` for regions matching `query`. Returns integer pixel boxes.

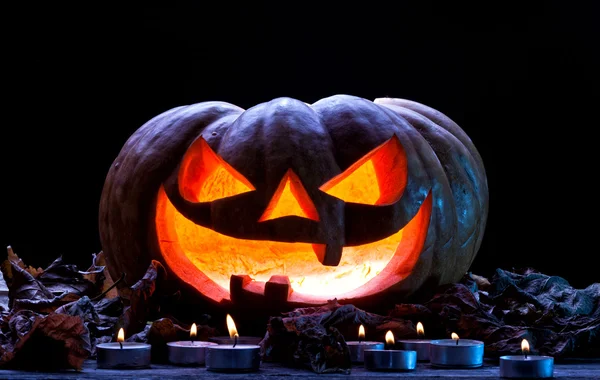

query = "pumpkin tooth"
[265,275,292,302]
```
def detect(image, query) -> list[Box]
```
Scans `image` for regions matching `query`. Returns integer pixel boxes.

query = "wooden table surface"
[1,359,599,379]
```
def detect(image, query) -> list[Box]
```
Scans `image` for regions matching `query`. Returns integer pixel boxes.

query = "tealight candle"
[167,323,218,366]
[499,339,554,378]
[430,332,484,368]
[364,330,417,371]
[205,314,261,372]
[397,321,432,361]
[97,328,151,369]
[208,316,262,345]
[346,324,385,363]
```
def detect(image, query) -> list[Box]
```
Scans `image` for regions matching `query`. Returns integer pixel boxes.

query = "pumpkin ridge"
[99,104,194,286]
[375,104,456,245]
[100,102,245,288]
[376,103,486,282]
[390,105,485,249]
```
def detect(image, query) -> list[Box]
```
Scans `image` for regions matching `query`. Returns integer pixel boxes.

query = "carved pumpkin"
[99,95,488,311]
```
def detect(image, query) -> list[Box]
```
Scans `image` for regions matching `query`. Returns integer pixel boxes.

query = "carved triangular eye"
[319,135,407,205]
[259,169,319,222]
[179,137,255,202]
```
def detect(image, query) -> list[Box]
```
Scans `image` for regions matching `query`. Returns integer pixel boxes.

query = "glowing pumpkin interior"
[156,136,432,304]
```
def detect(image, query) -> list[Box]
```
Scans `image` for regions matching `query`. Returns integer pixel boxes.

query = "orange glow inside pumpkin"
[156,135,431,303]
[179,138,255,202]
[158,183,403,295]
[156,189,431,303]
[259,169,319,222]
[320,136,407,205]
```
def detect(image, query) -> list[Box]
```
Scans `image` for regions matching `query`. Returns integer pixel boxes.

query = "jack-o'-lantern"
[99,95,488,311]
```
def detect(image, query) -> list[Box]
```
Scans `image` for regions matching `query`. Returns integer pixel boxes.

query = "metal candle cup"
[346,324,384,363]
[363,330,416,371]
[205,314,261,372]
[430,335,484,368]
[96,342,151,369]
[396,339,431,361]
[347,341,385,363]
[205,344,261,372]
[499,355,554,378]
[499,339,553,378]
[364,349,417,371]
[397,322,431,361]
[167,341,218,366]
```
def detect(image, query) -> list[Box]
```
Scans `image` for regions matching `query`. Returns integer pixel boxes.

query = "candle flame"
[416,322,424,336]
[226,314,239,339]
[117,328,125,343]
[451,332,459,341]
[358,325,365,340]
[521,339,530,354]
[385,330,395,346]
[191,323,197,338]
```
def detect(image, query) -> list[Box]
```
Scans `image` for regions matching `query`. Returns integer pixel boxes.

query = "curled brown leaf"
[1,313,91,370]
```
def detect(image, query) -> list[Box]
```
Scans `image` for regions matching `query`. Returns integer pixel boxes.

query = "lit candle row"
[96,319,554,378]
[346,323,554,378]
[96,314,261,372]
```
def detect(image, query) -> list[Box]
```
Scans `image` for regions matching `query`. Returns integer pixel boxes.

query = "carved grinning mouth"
[155,185,432,304]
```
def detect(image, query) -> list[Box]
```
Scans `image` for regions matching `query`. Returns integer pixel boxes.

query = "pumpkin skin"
[99,95,488,312]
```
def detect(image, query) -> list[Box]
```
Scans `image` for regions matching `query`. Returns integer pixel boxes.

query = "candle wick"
[119,341,123,350]
[524,351,528,359]
[456,339,459,346]
[233,334,238,348]
[359,338,362,344]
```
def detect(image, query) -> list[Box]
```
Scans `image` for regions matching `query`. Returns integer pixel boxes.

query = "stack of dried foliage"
[0,246,217,371]
[261,269,600,374]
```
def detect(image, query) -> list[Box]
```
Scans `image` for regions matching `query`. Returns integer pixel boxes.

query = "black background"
[2,3,598,288]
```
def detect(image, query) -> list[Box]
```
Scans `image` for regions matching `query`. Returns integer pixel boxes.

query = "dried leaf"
[126,323,151,343]
[83,251,118,299]
[1,246,43,287]
[8,310,41,340]
[54,295,120,358]
[120,260,167,335]
[145,318,187,363]
[8,261,54,310]
[93,296,123,317]
[37,256,96,297]
[470,272,491,290]
[0,253,205,369]
[55,296,99,324]
[13,293,80,314]
[1,313,91,370]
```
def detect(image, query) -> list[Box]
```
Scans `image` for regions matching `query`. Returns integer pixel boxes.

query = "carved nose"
[259,169,319,222]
